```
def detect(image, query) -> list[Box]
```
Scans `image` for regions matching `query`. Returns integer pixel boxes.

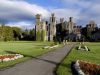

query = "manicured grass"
[57,42,100,75]
[0,41,54,69]
[0,41,52,55]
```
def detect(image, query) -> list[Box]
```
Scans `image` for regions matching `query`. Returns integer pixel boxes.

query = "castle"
[35,13,99,42]
[35,13,57,41]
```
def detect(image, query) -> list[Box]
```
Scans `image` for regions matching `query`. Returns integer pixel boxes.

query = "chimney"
[60,18,64,23]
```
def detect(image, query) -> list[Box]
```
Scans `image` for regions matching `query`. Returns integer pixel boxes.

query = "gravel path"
[0,43,75,75]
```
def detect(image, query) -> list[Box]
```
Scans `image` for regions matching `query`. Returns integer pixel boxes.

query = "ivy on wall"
[41,30,46,41]
[36,30,41,41]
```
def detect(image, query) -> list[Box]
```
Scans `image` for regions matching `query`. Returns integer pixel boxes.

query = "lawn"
[0,41,54,69]
[57,42,100,75]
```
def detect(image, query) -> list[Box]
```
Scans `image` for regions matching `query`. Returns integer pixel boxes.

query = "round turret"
[89,20,97,27]
[36,14,41,19]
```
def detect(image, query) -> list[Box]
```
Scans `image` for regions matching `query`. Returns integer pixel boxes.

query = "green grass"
[0,41,54,69]
[57,42,100,75]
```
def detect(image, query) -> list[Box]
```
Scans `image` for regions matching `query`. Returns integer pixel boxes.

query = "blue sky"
[25,0,65,8]
[0,0,100,29]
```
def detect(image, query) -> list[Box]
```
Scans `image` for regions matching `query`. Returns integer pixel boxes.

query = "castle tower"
[69,17,72,22]
[36,14,41,26]
[41,21,47,41]
[89,20,97,28]
[60,18,64,31]
[35,14,47,41]
[35,14,42,41]
[67,17,75,33]
[49,13,56,41]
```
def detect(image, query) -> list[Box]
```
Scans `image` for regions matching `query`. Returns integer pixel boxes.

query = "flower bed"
[0,54,24,62]
[71,60,100,75]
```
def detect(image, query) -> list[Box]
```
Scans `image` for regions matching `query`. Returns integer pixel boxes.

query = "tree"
[0,25,14,41]
[21,29,29,40]
[12,27,22,40]
[29,29,35,40]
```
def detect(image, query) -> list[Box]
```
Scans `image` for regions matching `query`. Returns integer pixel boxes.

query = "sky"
[0,0,100,29]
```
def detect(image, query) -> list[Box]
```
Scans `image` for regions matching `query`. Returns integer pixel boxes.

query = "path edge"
[53,44,76,75]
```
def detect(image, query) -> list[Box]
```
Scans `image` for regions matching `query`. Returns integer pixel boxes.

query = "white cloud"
[0,0,81,28]
[6,21,34,29]
[51,8,80,22]
[0,0,49,23]
[60,0,100,26]
[0,0,100,28]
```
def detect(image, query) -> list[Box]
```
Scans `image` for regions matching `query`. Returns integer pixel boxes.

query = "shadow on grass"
[4,44,76,75]
[5,50,36,58]
[5,50,72,69]
[5,51,59,65]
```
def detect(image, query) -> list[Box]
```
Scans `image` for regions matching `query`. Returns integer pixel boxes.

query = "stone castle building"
[86,21,97,33]
[35,13,99,42]
[35,14,47,41]
[86,21,98,41]
[67,17,76,34]
[35,13,82,41]
[49,13,56,41]
[35,13,57,41]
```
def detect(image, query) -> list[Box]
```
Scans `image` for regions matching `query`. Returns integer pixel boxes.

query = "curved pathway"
[0,43,76,75]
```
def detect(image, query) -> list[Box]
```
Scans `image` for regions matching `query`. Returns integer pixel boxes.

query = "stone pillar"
[49,13,56,41]
[35,14,42,41]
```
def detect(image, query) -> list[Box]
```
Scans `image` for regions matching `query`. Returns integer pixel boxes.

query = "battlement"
[51,13,55,17]
[36,14,41,19]
[60,18,64,23]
